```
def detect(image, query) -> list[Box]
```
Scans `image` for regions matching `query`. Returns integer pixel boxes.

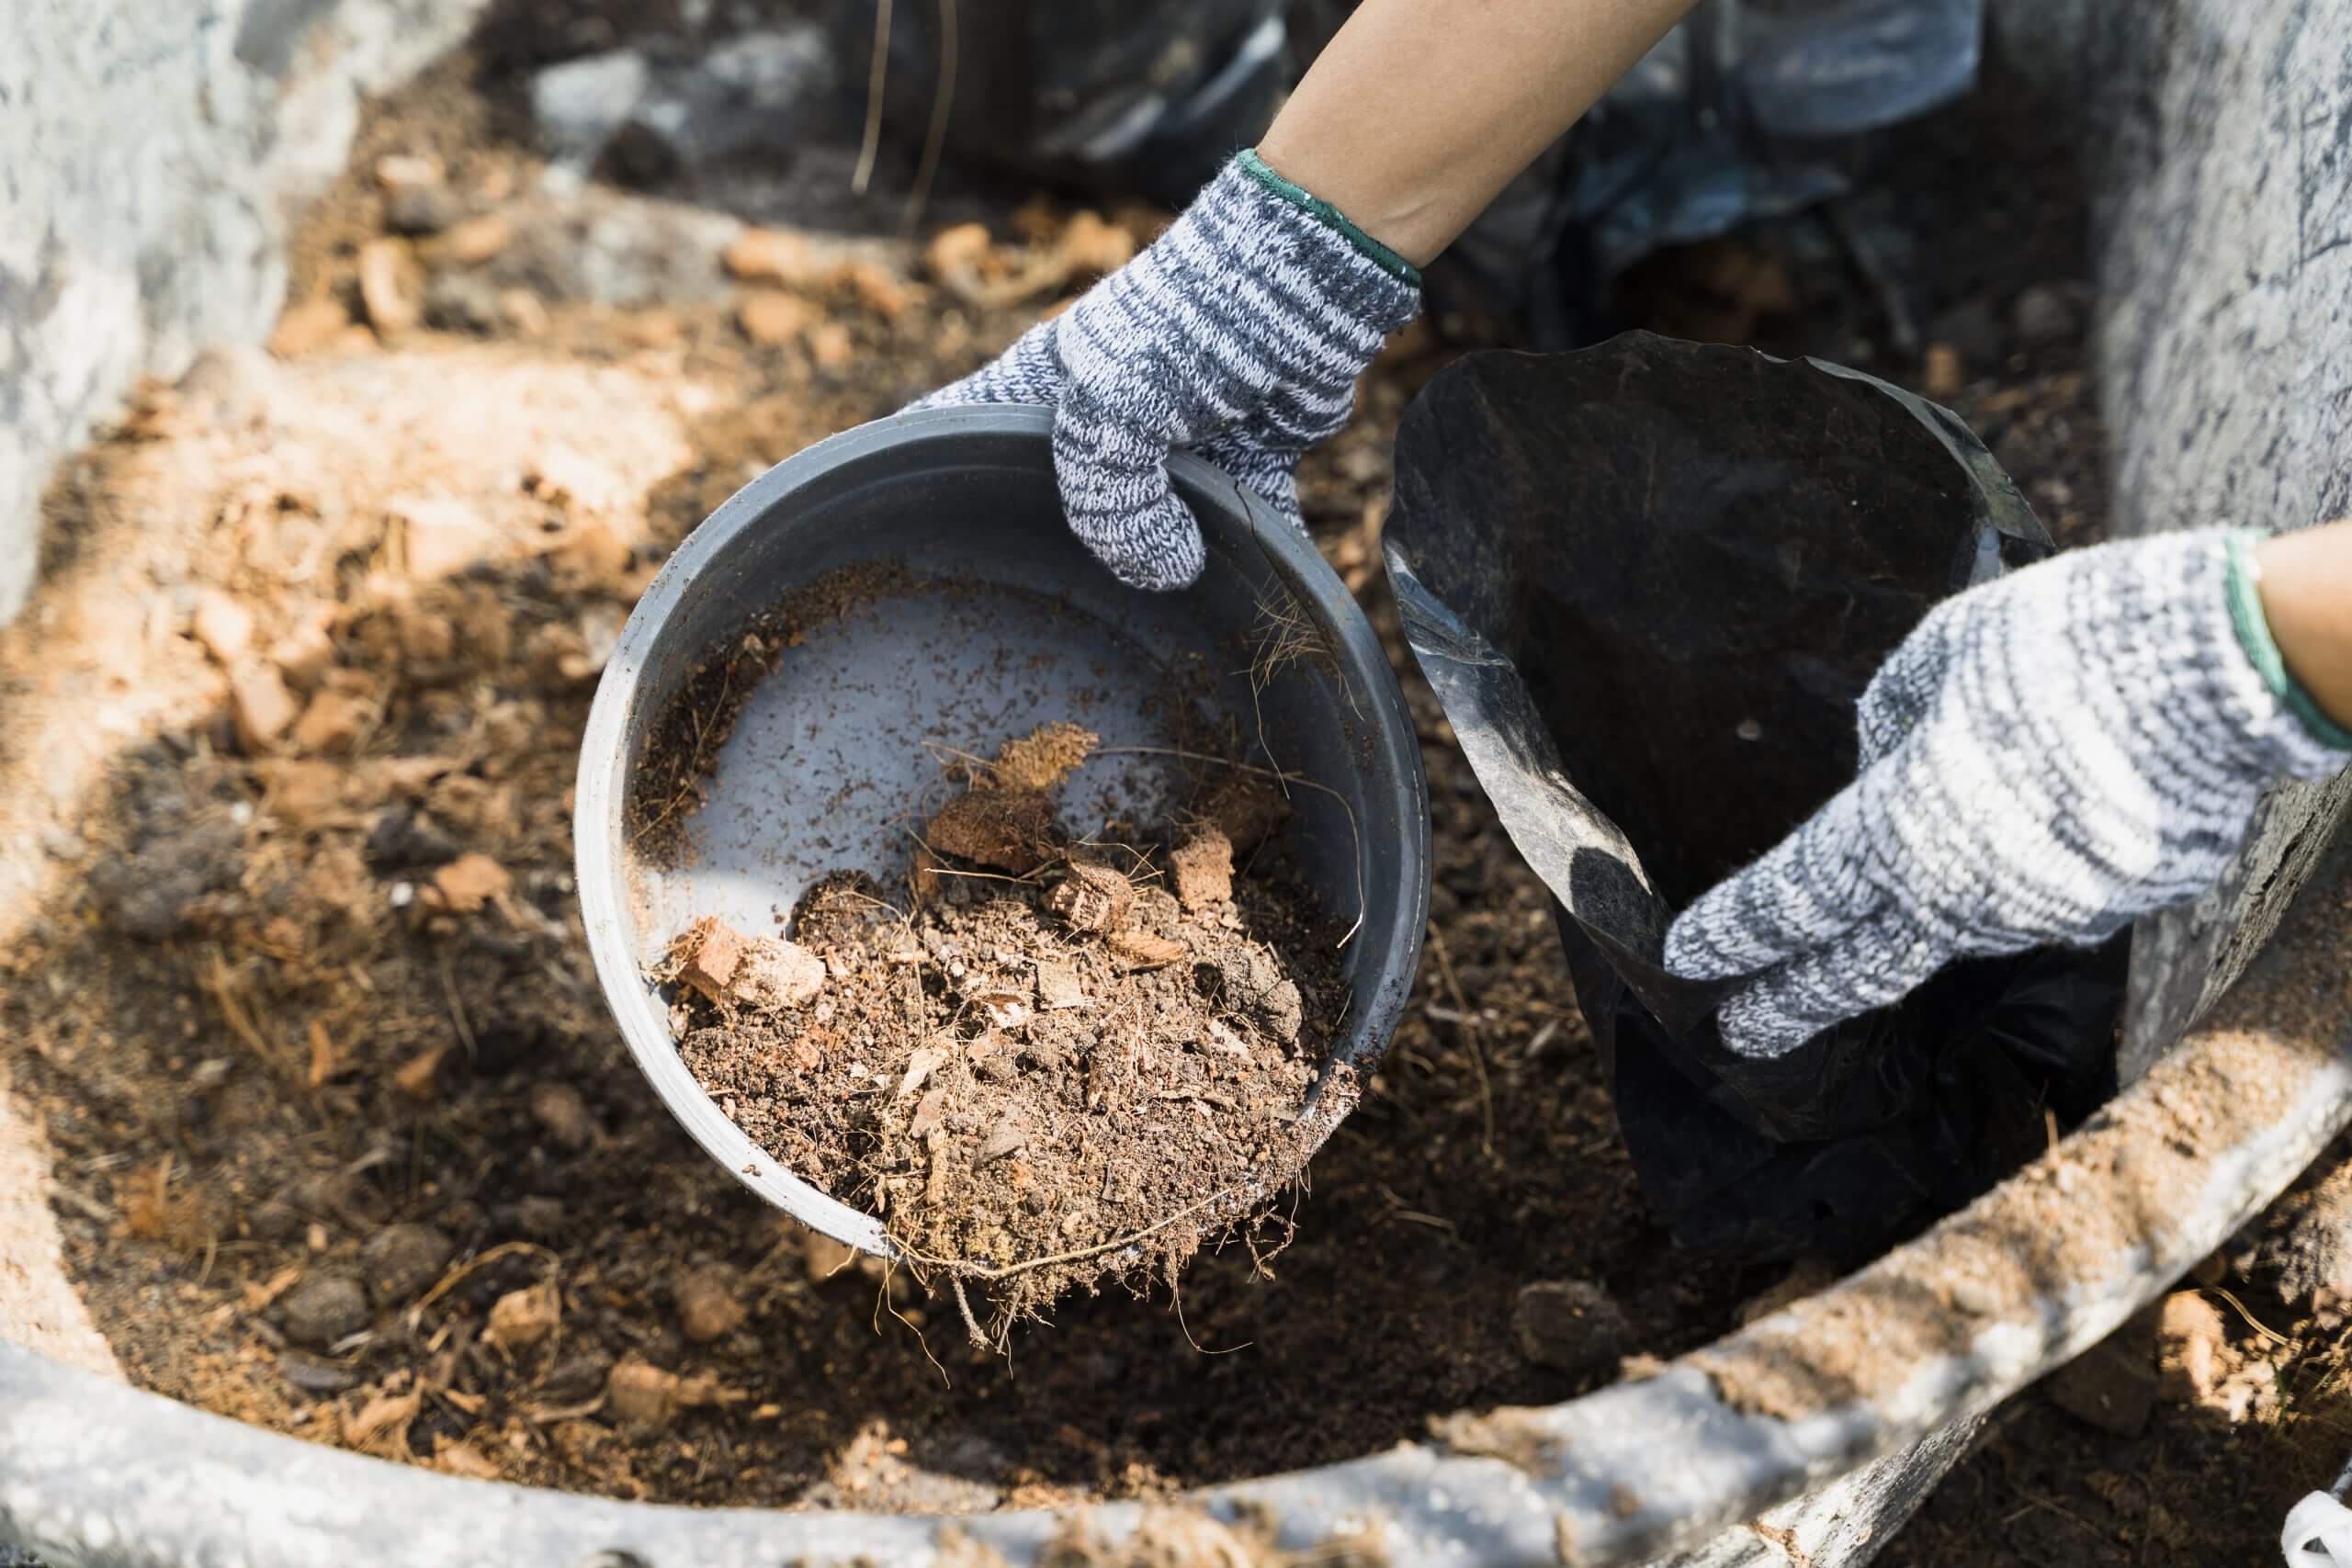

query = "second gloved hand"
[909,152,1420,591]
[1665,527,2352,1058]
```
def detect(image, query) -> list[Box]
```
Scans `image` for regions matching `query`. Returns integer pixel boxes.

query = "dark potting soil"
[9,141,1760,1502]
[3,277,1768,1506]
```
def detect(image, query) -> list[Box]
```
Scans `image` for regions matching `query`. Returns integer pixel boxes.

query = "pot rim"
[571,404,1430,1256]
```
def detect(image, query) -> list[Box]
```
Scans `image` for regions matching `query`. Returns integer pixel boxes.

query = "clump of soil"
[659,723,1347,1338]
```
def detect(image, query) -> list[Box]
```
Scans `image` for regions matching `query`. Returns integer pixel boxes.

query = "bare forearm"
[2257,519,2352,729]
[1257,0,1698,267]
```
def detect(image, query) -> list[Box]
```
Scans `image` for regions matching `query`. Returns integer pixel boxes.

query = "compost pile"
[652,717,1351,1335]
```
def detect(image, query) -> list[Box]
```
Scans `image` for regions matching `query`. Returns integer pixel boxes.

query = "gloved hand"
[1666,527,2352,1057]
[908,151,1420,591]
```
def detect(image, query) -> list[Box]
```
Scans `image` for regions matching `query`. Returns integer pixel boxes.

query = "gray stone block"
[0,0,488,626]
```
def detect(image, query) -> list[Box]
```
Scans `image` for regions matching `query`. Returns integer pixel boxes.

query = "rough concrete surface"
[0,1077,118,1382]
[0,0,489,626]
[2072,0,2352,1066]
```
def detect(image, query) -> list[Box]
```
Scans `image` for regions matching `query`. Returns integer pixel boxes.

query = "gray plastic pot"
[571,404,1431,1256]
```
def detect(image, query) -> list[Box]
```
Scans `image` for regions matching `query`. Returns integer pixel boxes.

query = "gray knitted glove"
[909,152,1420,591]
[1666,527,2352,1058]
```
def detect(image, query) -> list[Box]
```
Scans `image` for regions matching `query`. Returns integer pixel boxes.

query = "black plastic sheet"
[1565,0,1985,283]
[831,0,1288,208]
[1295,0,1986,345]
[1383,333,2126,1260]
[847,0,1978,279]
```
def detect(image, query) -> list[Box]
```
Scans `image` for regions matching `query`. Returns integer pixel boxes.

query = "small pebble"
[424,271,503,333]
[675,1264,748,1343]
[492,1195,567,1242]
[361,1222,454,1305]
[386,184,465,237]
[802,1228,858,1283]
[527,1081,597,1151]
[2011,283,2077,346]
[277,1274,368,1349]
[279,1352,359,1394]
[1511,1279,1631,1377]
[486,1281,562,1351]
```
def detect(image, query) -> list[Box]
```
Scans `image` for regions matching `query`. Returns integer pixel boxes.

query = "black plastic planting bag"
[832,0,1288,207]
[1383,334,2127,1261]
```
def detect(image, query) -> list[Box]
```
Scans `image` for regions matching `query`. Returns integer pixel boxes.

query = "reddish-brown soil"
[658,721,1353,1337]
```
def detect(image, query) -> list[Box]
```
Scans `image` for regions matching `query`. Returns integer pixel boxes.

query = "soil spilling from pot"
[654,714,1354,1337]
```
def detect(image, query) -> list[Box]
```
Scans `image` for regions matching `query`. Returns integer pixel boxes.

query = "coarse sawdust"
[0,28,2345,1562]
[986,721,1102,795]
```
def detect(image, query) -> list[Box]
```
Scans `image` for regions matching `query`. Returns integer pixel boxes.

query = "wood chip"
[926,790,1056,874]
[1107,930,1185,970]
[268,298,351,357]
[896,1042,950,1099]
[485,1281,560,1352]
[1168,827,1235,911]
[191,591,254,664]
[241,1265,304,1313]
[290,687,375,757]
[392,1044,447,1098]
[1046,860,1132,933]
[977,1113,1031,1166]
[1034,961,1087,1010]
[230,663,300,750]
[356,239,419,333]
[909,1082,949,1140]
[348,1387,422,1446]
[428,853,511,914]
[422,214,514,267]
[306,1021,343,1088]
[435,1441,502,1479]
[675,1264,746,1343]
[736,288,815,345]
[971,990,1030,1031]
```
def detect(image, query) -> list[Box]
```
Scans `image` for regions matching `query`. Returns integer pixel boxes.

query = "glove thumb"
[1051,386,1206,591]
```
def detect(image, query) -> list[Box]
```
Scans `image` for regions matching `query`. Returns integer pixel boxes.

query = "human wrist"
[2226,528,2352,760]
[2249,523,2352,739]
[1235,149,1424,286]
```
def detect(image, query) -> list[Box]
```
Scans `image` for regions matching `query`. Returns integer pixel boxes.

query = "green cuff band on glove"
[1237,149,1423,286]
[2226,528,2352,752]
